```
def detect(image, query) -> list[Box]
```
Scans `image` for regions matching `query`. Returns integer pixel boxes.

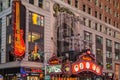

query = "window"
[83,4,86,12]
[115,42,119,49]
[106,51,112,58]
[95,0,98,6]
[0,2,3,12]
[6,14,12,26]
[0,18,2,63]
[6,34,12,44]
[83,17,86,26]
[29,32,43,42]
[84,31,92,41]
[88,20,91,28]
[95,11,97,18]
[106,61,112,70]
[100,25,102,32]
[105,17,107,22]
[75,0,78,8]
[88,7,92,14]
[95,23,98,30]
[106,39,112,47]
[96,35,103,44]
[105,5,108,12]
[31,13,44,26]
[99,13,102,20]
[68,0,71,5]
[99,2,102,9]
[8,0,11,7]
[108,18,111,24]
[38,0,43,8]
[29,0,34,4]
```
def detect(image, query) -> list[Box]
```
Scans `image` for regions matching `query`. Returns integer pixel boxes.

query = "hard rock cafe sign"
[72,61,102,75]
[71,51,102,75]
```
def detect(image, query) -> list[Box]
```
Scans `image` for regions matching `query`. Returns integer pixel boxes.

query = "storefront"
[0,67,44,80]
[47,50,103,80]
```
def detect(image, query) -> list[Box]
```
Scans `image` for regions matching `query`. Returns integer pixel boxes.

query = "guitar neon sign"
[13,1,25,57]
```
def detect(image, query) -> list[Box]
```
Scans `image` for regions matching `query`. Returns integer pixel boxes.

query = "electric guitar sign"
[12,1,25,57]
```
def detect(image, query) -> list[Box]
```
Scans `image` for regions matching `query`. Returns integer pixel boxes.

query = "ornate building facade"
[0,0,120,80]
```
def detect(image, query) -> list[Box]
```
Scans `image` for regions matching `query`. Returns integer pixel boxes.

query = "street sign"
[45,75,50,80]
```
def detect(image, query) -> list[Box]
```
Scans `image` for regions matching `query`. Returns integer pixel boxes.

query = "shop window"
[29,0,34,5]
[6,14,12,26]
[28,32,44,62]
[28,32,43,42]
[31,13,44,26]
[28,44,44,62]
[38,0,43,8]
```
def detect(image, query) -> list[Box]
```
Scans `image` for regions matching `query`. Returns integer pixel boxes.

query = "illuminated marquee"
[72,61,102,75]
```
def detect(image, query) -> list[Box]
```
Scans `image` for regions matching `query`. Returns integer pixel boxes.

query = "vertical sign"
[12,1,25,57]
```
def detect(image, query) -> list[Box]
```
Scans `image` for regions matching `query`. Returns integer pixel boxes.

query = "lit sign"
[31,68,43,73]
[47,65,62,74]
[49,59,59,65]
[82,56,92,61]
[12,1,25,57]
[72,61,102,75]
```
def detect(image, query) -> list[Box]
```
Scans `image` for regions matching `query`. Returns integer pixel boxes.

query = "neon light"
[72,61,102,75]
[13,1,25,57]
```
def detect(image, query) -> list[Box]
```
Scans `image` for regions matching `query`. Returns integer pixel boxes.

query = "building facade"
[0,0,120,80]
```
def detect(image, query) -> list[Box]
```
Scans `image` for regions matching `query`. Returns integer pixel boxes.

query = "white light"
[74,65,79,72]
[79,63,84,69]
[86,62,90,69]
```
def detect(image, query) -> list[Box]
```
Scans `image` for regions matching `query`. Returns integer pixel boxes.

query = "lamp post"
[44,52,51,80]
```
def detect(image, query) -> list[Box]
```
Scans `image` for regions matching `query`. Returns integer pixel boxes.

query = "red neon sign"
[31,68,43,73]
[13,1,25,57]
[72,61,102,75]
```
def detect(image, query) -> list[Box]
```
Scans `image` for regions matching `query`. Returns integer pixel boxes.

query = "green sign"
[47,65,62,74]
